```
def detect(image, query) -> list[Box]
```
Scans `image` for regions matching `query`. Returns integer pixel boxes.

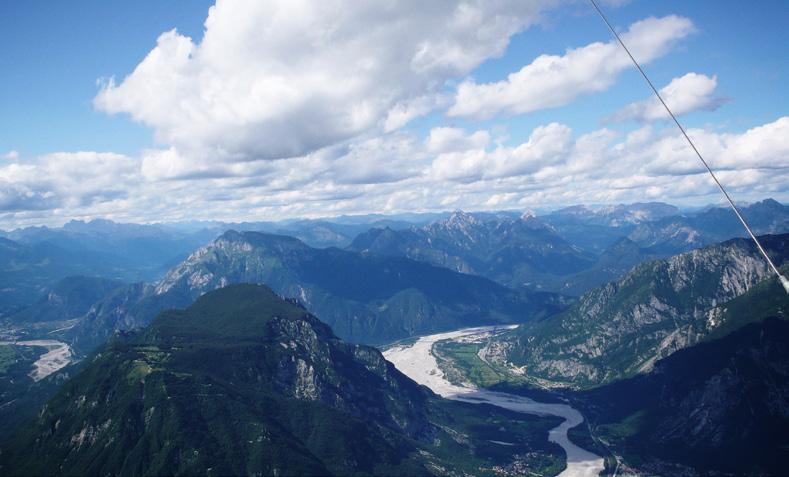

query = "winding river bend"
[383,326,605,477]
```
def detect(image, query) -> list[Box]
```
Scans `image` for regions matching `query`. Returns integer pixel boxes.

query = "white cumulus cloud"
[0,152,138,213]
[448,15,695,119]
[429,122,573,182]
[609,72,725,122]
[426,127,491,153]
[94,0,554,160]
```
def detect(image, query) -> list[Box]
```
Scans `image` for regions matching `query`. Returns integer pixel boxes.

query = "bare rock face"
[501,234,789,388]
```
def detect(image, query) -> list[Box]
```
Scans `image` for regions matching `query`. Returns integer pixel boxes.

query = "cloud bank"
[3,116,787,227]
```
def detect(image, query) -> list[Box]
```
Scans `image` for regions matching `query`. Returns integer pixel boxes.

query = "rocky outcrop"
[501,234,789,388]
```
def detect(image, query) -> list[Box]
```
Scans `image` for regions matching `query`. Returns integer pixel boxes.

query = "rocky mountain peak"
[442,210,479,229]
[750,197,785,212]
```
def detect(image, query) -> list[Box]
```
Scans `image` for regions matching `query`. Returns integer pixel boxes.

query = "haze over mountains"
[349,199,789,295]
[59,229,561,354]
[1,198,787,476]
[2,199,786,353]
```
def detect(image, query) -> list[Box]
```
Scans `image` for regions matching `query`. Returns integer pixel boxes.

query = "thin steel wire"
[588,0,789,293]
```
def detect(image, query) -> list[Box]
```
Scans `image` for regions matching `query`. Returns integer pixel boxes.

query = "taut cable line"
[588,0,789,294]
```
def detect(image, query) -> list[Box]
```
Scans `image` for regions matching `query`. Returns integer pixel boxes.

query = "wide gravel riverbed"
[383,326,605,477]
[0,339,72,381]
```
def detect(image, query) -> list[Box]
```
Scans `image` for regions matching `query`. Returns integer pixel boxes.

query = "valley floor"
[383,326,605,477]
[0,339,71,381]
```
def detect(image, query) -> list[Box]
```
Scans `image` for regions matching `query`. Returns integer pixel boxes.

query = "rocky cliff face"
[501,234,789,388]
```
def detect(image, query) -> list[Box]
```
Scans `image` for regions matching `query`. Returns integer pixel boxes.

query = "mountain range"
[545,198,789,254]
[347,199,789,297]
[2,199,788,476]
[0,214,441,312]
[2,199,786,315]
[58,230,563,354]
[540,202,682,253]
[627,198,789,254]
[349,211,597,291]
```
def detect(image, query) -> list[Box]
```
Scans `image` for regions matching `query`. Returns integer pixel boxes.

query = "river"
[383,326,605,477]
[0,339,73,381]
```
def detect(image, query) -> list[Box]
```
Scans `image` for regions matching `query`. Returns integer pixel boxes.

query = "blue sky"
[0,0,213,156]
[408,0,789,143]
[0,0,787,226]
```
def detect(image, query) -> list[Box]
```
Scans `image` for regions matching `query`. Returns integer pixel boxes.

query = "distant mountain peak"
[751,197,784,210]
[552,204,592,216]
[443,210,479,228]
[547,202,679,226]
[62,218,117,229]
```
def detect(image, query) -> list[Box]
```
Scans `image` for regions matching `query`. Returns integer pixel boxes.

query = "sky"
[1,0,787,227]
